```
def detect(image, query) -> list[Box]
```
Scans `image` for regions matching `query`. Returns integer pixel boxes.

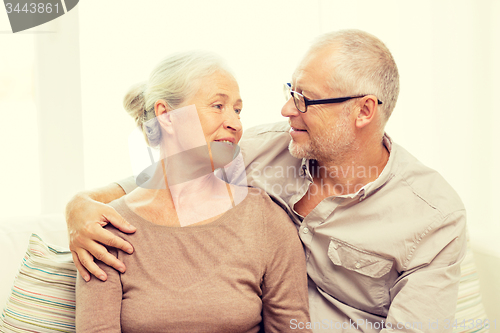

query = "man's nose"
[281,98,300,118]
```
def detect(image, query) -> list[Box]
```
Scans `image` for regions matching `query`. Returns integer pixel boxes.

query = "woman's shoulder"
[241,187,285,214]
[241,187,297,234]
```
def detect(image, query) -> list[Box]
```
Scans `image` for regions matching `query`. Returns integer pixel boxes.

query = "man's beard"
[288,110,356,163]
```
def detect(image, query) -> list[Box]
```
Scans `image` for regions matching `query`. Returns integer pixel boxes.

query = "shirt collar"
[358,133,395,200]
[299,158,309,177]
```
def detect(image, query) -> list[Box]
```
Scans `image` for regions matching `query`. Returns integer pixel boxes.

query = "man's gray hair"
[311,29,400,122]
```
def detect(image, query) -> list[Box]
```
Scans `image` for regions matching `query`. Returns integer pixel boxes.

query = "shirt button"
[355,262,361,269]
[303,227,309,234]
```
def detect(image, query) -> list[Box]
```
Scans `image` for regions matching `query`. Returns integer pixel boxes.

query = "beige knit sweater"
[76,188,311,332]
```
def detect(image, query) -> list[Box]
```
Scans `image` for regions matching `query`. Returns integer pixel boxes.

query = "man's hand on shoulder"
[65,183,136,282]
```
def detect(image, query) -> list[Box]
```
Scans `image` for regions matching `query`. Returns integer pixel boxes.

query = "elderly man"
[67,30,466,332]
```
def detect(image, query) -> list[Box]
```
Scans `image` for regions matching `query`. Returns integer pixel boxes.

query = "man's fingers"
[103,207,136,234]
[72,252,90,282]
[71,228,128,277]
[74,248,108,281]
[83,228,128,273]
[92,224,134,255]
[65,194,134,280]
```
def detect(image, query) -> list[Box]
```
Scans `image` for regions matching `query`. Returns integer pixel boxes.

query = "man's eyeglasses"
[283,83,383,113]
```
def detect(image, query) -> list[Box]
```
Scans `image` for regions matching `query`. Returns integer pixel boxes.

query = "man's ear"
[155,99,174,134]
[355,95,378,129]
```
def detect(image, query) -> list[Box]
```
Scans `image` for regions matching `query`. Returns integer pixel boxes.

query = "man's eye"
[234,109,242,115]
[214,104,223,109]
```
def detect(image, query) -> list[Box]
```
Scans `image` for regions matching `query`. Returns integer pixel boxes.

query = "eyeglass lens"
[284,84,306,112]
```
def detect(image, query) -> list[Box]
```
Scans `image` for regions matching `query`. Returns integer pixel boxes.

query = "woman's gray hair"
[310,29,400,123]
[123,51,232,147]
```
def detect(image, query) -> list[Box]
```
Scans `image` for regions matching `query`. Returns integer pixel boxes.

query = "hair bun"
[123,82,147,125]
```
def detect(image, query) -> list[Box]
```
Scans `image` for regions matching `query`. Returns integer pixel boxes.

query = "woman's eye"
[214,104,223,109]
[234,109,242,115]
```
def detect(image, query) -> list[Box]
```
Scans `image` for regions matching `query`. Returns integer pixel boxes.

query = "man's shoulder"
[391,142,465,216]
[242,121,291,139]
[239,121,294,167]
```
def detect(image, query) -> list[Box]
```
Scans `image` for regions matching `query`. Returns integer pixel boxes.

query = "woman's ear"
[155,99,174,134]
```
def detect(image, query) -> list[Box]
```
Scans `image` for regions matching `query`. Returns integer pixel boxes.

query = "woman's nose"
[224,111,242,133]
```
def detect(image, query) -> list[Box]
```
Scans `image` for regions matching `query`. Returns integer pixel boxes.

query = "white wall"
[35,11,85,215]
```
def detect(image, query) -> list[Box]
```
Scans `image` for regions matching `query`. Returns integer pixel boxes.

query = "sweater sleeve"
[75,246,123,332]
[260,194,312,333]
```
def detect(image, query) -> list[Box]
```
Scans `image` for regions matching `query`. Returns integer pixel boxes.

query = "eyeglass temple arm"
[307,96,383,105]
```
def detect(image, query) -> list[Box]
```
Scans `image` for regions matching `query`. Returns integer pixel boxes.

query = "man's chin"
[288,140,310,159]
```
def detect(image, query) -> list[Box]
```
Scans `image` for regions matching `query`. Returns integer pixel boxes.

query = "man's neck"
[293,137,389,218]
[312,138,389,197]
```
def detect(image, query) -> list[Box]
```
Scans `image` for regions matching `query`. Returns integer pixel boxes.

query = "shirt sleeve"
[260,194,312,333]
[75,247,123,332]
[381,210,467,333]
[116,175,137,194]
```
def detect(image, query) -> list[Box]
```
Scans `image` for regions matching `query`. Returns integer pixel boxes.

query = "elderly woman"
[75,52,311,332]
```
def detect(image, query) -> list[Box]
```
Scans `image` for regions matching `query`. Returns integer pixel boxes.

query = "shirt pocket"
[327,238,394,278]
[324,237,395,313]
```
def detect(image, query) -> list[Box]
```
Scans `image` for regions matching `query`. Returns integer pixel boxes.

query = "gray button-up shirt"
[118,121,467,332]
[239,122,467,332]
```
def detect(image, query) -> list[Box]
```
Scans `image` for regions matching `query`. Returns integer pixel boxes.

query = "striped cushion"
[0,234,76,333]
[453,236,490,333]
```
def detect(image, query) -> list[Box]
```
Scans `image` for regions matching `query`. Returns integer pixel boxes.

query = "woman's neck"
[125,163,235,227]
